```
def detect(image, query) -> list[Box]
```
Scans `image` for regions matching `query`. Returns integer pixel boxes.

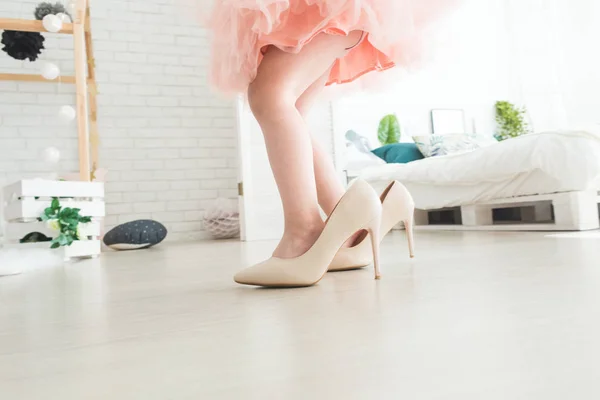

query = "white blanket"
[361,130,600,210]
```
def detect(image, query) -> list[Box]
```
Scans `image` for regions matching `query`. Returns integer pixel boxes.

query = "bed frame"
[413,189,600,231]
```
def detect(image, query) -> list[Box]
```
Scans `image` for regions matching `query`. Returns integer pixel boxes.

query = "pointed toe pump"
[233,179,383,288]
[328,180,415,272]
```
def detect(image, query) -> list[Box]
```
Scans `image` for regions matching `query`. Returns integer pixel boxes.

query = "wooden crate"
[2,179,105,261]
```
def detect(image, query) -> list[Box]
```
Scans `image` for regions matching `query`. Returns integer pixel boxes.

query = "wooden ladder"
[0,0,98,182]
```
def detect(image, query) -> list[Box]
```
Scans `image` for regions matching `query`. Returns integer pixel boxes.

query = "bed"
[359,130,600,231]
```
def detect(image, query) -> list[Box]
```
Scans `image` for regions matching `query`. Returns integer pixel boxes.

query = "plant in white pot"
[377,114,401,146]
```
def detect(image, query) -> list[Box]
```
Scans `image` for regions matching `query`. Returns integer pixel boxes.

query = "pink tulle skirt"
[208,0,460,93]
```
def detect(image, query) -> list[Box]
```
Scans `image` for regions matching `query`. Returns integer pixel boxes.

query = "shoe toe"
[233,259,283,286]
[233,265,260,285]
[233,258,315,287]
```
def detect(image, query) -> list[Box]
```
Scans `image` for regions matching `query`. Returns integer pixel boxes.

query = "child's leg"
[296,70,346,216]
[297,72,364,248]
[248,31,363,259]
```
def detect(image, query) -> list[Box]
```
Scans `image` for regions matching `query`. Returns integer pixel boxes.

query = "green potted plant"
[378,114,401,146]
[41,197,92,248]
[495,101,531,141]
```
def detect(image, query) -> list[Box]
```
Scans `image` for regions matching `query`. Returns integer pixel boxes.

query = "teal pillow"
[372,143,424,164]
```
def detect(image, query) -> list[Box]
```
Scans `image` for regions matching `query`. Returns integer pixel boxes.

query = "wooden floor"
[1,231,599,399]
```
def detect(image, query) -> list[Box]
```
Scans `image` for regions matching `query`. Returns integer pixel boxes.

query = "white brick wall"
[0,0,238,241]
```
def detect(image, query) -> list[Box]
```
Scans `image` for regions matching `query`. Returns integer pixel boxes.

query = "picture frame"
[431,109,466,135]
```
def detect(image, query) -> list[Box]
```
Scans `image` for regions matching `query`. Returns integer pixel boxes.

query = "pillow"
[372,143,424,164]
[413,134,497,158]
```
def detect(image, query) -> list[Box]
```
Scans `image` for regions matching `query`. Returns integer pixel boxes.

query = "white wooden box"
[1,179,105,263]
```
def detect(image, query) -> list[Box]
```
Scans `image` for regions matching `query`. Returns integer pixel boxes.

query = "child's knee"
[248,79,295,118]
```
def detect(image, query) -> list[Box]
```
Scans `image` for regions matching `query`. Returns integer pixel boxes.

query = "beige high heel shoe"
[328,180,415,272]
[234,179,383,287]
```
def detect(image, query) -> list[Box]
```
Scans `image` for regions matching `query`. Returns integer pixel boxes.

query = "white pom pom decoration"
[41,147,61,164]
[40,62,60,80]
[203,198,240,239]
[58,105,76,122]
[42,14,63,33]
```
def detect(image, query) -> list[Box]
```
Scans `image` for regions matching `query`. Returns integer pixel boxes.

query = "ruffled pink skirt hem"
[208,0,460,93]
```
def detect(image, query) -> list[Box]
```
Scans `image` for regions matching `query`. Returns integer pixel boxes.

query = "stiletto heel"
[329,180,416,271]
[404,217,415,258]
[234,179,382,288]
[366,215,381,280]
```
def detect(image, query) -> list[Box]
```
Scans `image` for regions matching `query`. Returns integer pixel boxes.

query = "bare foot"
[272,222,324,259]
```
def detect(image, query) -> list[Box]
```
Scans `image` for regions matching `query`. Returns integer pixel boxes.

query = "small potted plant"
[378,114,401,146]
[495,101,531,141]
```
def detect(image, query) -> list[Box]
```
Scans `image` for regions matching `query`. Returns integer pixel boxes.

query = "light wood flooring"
[1,231,599,399]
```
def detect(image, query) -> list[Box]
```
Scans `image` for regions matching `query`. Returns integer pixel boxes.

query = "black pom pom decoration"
[34,2,72,21]
[1,30,46,62]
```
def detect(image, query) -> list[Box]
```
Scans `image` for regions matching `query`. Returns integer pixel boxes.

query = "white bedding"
[360,130,600,210]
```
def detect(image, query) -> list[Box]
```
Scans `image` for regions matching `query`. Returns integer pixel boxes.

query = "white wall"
[0,0,237,241]
[508,0,600,130]
[331,0,515,153]
[559,0,600,128]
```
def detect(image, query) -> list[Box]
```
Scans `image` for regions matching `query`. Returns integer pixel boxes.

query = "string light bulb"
[58,105,76,122]
[42,14,63,33]
[40,62,60,80]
